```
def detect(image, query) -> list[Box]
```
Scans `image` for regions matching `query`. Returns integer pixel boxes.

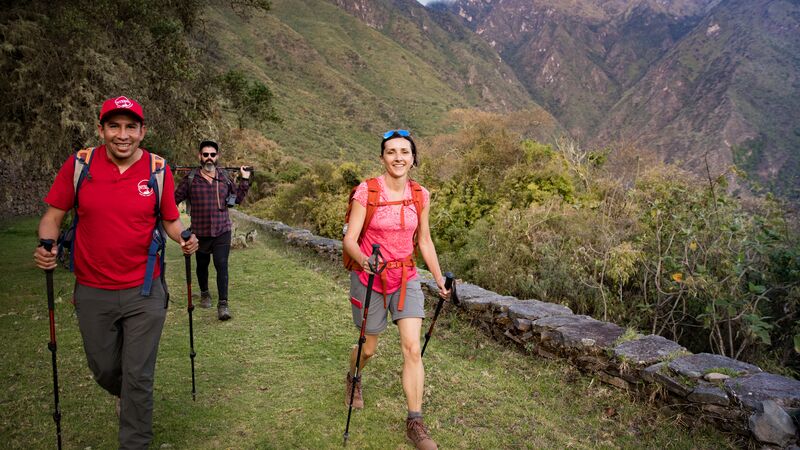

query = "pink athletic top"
[352,175,430,294]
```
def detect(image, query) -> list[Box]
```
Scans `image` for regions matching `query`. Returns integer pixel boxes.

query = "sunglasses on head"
[202,152,217,158]
[382,129,410,139]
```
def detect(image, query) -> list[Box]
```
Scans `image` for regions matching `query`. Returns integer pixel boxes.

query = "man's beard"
[202,160,216,171]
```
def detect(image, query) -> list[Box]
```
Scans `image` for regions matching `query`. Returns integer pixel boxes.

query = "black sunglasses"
[202,152,217,158]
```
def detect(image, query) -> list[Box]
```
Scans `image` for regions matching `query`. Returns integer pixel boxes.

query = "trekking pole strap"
[141,227,166,296]
[181,229,193,306]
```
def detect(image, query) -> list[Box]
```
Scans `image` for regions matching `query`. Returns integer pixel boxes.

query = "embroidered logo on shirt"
[137,179,154,197]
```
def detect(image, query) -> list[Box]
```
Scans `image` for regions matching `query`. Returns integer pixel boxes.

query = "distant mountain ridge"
[433,0,799,197]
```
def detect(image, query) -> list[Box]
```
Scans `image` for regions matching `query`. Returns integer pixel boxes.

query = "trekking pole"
[343,244,386,446]
[181,230,197,401]
[40,239,62,450]
[421,272,456,357]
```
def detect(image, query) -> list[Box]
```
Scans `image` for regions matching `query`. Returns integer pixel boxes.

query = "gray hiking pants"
[74,281,167,450]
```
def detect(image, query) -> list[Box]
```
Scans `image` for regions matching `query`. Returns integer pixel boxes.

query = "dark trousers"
[74,281,167,450]
[196,231,231,304]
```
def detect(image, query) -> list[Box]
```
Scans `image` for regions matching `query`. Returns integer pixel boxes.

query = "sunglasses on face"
[202,152,217,158]
[382,129,410,139]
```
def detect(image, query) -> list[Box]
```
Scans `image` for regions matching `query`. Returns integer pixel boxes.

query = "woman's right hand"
[361,254,375,274]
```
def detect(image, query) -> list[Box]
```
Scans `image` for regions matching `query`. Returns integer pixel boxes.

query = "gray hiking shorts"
[349,271,425,335]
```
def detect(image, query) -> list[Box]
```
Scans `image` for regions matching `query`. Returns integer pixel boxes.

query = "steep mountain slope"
[201,0,554,161]
[328,0,533,111]
[435,0,718,137]
[596,0,800,195]
[435,0,799,197]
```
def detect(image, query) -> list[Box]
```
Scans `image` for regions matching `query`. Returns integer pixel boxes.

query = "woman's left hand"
[437,278,450,300]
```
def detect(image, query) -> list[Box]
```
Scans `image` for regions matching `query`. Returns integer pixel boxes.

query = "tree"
[220,70,280,129]
[0,0,275,216]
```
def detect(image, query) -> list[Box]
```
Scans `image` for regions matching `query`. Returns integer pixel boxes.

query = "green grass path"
[0,217,734,449]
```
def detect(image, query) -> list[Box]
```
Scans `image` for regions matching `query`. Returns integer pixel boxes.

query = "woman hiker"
[342,129,450,450]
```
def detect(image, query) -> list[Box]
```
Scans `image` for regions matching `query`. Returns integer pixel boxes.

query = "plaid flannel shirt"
[174,169,251,237]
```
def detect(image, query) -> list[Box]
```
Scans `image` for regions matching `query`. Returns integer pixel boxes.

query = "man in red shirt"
[33,96,198,450]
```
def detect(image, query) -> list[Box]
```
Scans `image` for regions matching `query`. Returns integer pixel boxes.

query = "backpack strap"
[217,168,234,188]
[409,179,425,251]
[72,147,96,210]
[358,177,382,243]
[218,168,237,206]
[141,152,168,297]
[148,152,166,212]
[61,147,96,271]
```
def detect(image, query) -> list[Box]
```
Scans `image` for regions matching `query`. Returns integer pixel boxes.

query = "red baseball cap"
[99,96,144,123]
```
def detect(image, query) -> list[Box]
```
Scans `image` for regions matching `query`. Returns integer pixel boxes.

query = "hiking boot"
[344,372,363,409]
[406,417,437,450]
[199,291,212,309]
[217,302,231,321]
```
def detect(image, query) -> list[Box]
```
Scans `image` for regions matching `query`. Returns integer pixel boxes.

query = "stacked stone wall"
[231,210,800,448]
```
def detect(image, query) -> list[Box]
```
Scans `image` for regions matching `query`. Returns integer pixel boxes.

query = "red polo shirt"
[45,146,180,290]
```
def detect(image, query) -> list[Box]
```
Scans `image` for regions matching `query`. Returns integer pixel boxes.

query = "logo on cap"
[115,97,134,109]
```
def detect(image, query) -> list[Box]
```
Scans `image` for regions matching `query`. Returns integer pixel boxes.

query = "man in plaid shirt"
[174,140,251,320]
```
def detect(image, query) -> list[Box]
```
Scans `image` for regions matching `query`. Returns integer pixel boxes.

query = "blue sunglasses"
[382,129,410,139]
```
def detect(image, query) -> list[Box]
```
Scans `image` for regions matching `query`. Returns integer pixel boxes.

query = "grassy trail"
[0,217,734,449]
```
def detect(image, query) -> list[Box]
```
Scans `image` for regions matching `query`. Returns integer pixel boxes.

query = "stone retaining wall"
[231,210,800,448]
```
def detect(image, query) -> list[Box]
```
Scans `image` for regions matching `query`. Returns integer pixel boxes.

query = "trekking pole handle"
[368,243,388,274]
[444,272,460,306]
[444,272,454,290]
[367,244,379,271]
[40,239,54,252]
[39,239,56,274]
[180,229,192,243]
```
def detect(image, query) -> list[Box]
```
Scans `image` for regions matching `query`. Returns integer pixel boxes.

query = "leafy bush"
[629,168,800,365]
[257,161,366,237]
[431,120,798,375]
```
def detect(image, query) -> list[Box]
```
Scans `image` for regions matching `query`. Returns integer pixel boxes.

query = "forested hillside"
[0,0,559,216]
